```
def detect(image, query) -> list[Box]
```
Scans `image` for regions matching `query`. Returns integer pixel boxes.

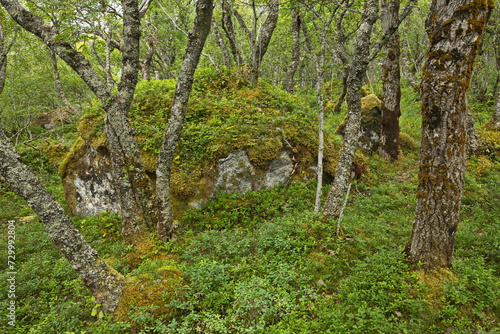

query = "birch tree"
[405,0,493,269]
[156,0,214,240]
[322,0,379,221]
[379,0,401,161]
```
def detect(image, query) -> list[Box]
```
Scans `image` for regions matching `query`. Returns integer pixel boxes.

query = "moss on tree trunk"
[406,0,494,270]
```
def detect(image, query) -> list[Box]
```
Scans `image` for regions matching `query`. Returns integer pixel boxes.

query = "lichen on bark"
[0,129,125,313]
[322,0,379,221]
[406,0,493,270]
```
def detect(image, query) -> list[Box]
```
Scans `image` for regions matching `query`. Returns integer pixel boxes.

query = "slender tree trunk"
[0,129,125,313]
[156,0,214,240]
[283,7,301,93]
[1,0,158,244]
[301,9,332,213]
[331,5,352,114]
[221,0,244,72]
[0,21,14,99]
[212,19,232,68]
[248,0,279,86]
[322,0,379,220]
[494,89,500,130]
[332,71,348,114]
[141,37,155,80]
[379,0,401,161]
[315,84,326,212]
[406,0,493,270]
[105,26,114,91]
[401,56,420,93]
[48,49,78,114]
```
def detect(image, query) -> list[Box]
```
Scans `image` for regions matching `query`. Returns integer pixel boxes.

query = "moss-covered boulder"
[336,94,382,154]
[60,70,339,219]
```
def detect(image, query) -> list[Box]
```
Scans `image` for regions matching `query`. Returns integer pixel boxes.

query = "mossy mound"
[62,69,339,217]
[399,131,420,154]
[478,119,500,158]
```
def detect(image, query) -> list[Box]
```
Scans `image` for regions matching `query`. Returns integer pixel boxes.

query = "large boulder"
[60,72,340,219]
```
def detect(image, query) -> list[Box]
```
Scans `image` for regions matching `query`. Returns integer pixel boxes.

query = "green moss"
[336,94,382,135]
[64,71,339,220]
[114,265,184,331]
[399,132,419,154]
[58,136,86,178]
[478,120,500,156]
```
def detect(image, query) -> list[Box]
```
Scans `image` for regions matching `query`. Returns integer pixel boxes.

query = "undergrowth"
[0,72,499,333]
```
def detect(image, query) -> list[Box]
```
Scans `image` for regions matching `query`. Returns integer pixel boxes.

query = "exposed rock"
[215,151,255,193]
[263,151,294,188]
[214,150,294,193]
[60,77,340,220]
[61,141,120,216]
[62,147,302,219]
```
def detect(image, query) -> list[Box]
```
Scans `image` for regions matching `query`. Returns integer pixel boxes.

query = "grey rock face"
[264,151,293,188]
[63,144,121,216]
[64,149,298,217]
[215,151,256,193]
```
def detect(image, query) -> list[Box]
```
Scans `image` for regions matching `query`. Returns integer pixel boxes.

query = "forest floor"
[0,83,499,333]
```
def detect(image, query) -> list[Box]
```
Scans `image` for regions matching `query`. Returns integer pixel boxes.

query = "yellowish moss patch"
[58,136,86,178]
[114,266,184,330]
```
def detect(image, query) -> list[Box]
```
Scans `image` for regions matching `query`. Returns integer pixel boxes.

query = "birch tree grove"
[405,0,493,270]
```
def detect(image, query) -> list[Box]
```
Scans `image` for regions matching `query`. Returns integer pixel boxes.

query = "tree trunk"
[493,88,500,130]
[212,19,232,68]
[322,0,379,221]
[156,0,214,240]
[301,9,331,213]
[48,48,78,114]
[221,0,244,72]
[405,0,493,270]
[0,129,125,313]
[283,7,301,93]
[0,20,14,99]
[379,0,401,161]
[141,37,155,80]
[248,0,279,85]
[1,0,157,244]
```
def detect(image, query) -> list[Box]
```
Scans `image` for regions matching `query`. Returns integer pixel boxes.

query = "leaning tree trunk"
[1,0,158,244]
[156,0,214,240]
[406,0,493,270]
[379,0,401,161]
[322,0,379,220]
[0,129,125,313]
[0,20,14,98]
